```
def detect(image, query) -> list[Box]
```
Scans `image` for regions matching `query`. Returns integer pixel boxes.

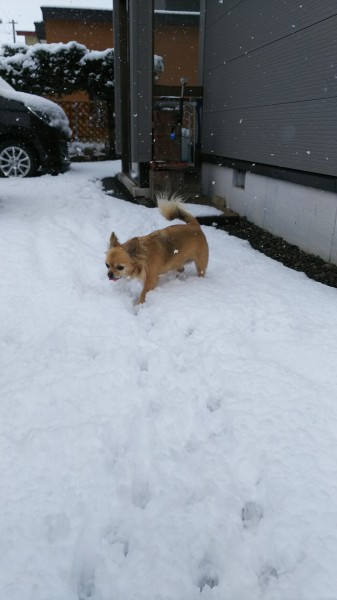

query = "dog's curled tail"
[157,194,200,227]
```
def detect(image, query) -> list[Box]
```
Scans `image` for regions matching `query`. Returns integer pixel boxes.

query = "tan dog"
[105,197,209,303]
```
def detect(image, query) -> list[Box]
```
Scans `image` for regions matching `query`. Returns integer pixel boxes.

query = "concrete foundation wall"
[202,163,337,265]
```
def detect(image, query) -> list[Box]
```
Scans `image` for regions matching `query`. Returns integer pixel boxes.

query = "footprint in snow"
[206,396,222,412]
[131,479,151,509]
[241,501,264,529]
[103,525,129,557]
[72,519,97,600]
[138,355,149,372]
[44,512,70,543]
[197,559,219,592]
[258,565,278,590]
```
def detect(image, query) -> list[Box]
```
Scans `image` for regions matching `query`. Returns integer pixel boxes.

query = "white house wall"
[202,163,337,265]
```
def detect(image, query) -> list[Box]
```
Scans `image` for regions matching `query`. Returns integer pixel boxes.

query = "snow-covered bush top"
[0,42,164,98]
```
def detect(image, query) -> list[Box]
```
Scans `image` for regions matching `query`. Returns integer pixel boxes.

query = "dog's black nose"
[108,272,114,280]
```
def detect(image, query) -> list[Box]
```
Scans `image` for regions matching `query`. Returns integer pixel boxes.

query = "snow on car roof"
[0,76,71,136]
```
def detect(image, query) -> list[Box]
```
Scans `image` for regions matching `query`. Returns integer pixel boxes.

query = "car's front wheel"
[0,142,38,177]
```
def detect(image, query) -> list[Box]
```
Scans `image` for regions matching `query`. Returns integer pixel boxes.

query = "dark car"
[0,77,71,177]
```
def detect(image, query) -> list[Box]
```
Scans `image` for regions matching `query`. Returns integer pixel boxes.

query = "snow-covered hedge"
[0,42,95,96]
[0,42,164,98]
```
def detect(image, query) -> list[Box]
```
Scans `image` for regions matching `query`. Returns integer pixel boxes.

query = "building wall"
[201,0,337,264]
[154,24,199,86]
[202,0,337,178]
[42,7,199,86]
[202,163,337,265]
[44,20,113,50]
[43,9,199,87]
[17,32,39,45]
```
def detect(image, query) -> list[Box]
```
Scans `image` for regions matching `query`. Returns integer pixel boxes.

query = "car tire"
[0,141,38,177]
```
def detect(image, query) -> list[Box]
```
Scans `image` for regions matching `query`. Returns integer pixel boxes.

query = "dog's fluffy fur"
[105,195,209,303]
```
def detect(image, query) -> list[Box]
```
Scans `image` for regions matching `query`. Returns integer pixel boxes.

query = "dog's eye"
[116,265,125,271]
[105,263,109,269]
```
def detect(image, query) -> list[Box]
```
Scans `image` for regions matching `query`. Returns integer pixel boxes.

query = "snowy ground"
[1,161,337,600]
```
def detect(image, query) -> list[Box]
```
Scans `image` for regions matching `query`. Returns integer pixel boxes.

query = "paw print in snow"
[241,501,263,530]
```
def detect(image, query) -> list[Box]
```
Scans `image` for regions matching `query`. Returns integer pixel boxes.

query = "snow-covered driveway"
[1,161,337,600]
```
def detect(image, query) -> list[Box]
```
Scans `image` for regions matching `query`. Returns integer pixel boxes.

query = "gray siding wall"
[113,0,123,156]
[129,0,153,162]
[113,0,153,162]
[202,1,337,177]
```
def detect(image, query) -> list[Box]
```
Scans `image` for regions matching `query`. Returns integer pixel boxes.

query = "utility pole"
[8,19,17,43]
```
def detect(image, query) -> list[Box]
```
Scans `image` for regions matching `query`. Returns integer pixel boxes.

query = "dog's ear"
[125,237,140,257]
[109,232,120,248]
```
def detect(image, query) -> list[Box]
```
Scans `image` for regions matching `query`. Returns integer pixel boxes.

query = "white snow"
[1,160,337,600]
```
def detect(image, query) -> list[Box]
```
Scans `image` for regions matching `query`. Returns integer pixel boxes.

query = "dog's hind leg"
[195,250,208,277]
[195,262,207,277]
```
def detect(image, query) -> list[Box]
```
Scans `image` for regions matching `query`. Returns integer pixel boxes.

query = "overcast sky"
[0,0,113,44]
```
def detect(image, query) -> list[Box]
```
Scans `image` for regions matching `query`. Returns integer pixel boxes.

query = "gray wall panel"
[113,0,122,155]
[129,0,153,162]
[204,1,243,28]
[204,0,337,66]
[205,18,337,110]
[203,98,337,176]
[202,0,337,176]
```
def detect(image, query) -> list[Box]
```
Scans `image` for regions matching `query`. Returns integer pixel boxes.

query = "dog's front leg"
[137,274,158,304]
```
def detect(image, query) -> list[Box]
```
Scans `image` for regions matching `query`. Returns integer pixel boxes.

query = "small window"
[233,169,246,189]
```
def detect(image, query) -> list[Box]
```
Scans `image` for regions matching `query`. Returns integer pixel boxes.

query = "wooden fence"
[57,100,115,159]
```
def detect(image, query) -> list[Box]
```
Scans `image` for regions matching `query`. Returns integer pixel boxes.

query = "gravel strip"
[218,218,337,289]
